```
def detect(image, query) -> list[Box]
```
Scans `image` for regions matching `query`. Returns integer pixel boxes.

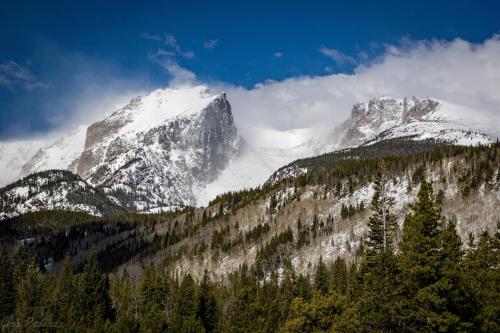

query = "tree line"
[1,172,498,332]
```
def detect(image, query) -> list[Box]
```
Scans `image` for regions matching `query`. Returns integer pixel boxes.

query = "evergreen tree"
[314,257,329,295]
[340,204,349,219]
[0,246,15,320]
[280,292,342,333]
[365,172,397,260]
[356,250,401,332]
[398,180,460,331]
[15,261,42,332]
[458,227,500,332]
[138,265,168,332]
[197,270,217,333]
[78,250,113,328]
[52,256,78,326]
[330,257,348,295]
[171,274,203,333]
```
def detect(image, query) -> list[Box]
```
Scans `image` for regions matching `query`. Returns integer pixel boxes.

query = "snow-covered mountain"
[0,170,123,220]
[17,86,244,212]
[1,91,496,216]
[324,96,494,150]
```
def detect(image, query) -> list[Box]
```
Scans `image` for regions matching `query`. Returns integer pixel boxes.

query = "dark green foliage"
[314,257,329,294]
[245,223,271,243]
[197,270,218,333]
[1,144,498,332]
[255,228,293,273]
[0,245,15,320]
[366,172,397,260]
[77,250,114,327]
[397,180,462,331]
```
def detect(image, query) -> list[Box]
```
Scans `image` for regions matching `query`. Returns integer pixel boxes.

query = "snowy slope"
[1,91,496,213]
[72,86,243,211]
[318,96,495,151]
[0,170,122,220]
[364,120,492,146]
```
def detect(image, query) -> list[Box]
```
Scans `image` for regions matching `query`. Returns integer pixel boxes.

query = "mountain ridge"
[1,89,495,214]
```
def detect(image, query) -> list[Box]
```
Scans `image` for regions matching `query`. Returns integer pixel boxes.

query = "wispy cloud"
[139,32,161,41]
[319,47,357,66]
[274,52,284,58]
[204,39,219,49]
[164,33,195,59]
[148,49,197,87]
[0,60,45,91]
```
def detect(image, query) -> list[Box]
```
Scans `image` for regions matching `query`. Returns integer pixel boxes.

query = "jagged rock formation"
[19,86,244,212]
[3,92,494,214]
[337,96,491,148]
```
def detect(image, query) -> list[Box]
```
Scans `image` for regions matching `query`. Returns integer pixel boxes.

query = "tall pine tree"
[365,172,397,260]
[0,246,15,320]
[398,180,460,331]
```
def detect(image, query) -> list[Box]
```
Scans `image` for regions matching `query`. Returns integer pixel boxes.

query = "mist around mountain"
[0,87,496,213]
[0,84,499,333]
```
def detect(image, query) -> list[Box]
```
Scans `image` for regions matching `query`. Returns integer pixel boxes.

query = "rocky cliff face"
[17,86,244,212]
[8,92,494,214]
[85,90,243,211]
[339,96,441,147]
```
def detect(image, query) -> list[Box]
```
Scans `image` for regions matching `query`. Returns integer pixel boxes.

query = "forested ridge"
[0,175,498,332]
[0,143,499,332]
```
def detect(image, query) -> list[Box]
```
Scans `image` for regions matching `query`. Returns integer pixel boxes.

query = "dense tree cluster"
[1,175,498,332]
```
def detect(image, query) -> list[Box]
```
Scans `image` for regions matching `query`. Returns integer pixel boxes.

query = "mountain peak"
[341,96,441,147]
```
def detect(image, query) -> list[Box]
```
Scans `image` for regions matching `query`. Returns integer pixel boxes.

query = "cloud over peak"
[221,35,500,144]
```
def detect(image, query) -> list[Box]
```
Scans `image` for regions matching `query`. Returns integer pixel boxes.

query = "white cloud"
[4,35,500,161]
[148,49,197,87]
[161,59,197,87]
[214,36,500,145]
[319,47,357,66]
[204,39,219,49]
[274,52,284,58]
[0,60,45,91]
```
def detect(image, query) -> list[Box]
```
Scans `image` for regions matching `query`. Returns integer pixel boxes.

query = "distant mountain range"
[0,86,496,219]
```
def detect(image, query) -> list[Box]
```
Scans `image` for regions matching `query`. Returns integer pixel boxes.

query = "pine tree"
[138,265,168,332]
[356,249,401,332]
[15,261,42,332]
[314,257,329,295]
[171,274,203,332]
[365,172,397,260]
[340,204,348,219]
[197,270,217,333]
[0,246,15,320]
[330,257,348,295]
[459,227,500,331]
[78,250,113,328]
[52,256,77,326]
[398,180,460,331]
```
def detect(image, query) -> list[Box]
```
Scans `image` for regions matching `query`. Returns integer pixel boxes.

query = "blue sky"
[1,0,499,139]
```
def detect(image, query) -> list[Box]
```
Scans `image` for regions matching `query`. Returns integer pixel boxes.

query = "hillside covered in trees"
[0,143,498,332]
[0,174,498,332]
